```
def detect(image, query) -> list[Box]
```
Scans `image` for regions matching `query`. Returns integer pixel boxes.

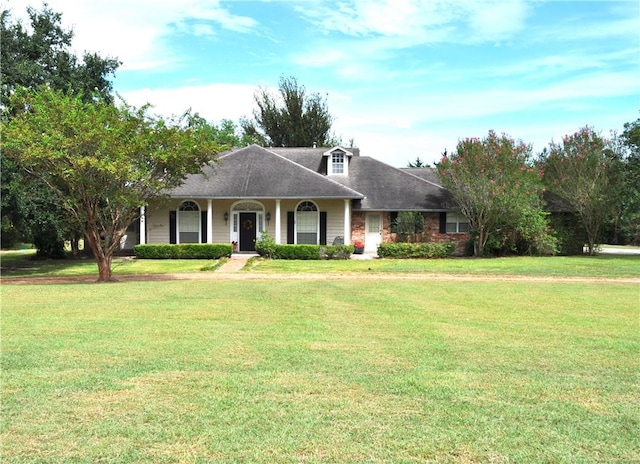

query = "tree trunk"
[96,254,113,282]
[70,235,80,256]
[583,214,600,256]
[85,227,116,283]
[586,236,597,256]
[474,226,486,257]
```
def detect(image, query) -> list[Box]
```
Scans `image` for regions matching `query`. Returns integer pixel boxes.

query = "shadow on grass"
[1,250,102,278]
[2,248,639,280]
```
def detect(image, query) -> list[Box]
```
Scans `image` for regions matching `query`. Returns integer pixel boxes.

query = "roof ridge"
[390,163,447,190]
[225,145,365,198]
[262,146,366,198]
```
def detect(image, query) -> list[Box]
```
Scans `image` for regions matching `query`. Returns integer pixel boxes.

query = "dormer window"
[331,151,345,174]
[324,147,352,176]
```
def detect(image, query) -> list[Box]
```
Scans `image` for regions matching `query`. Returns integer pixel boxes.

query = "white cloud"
[4,0,259,70]
[4,0,634,170]
[119,83,258,122]
[297,0,531,44]
[291,0,533,76]
[296,0,449,38]
[530,6,640,44]
[326,68,638,165]
[465,0,531,43]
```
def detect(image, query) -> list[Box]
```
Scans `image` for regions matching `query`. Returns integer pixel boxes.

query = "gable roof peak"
[323,146,354,157]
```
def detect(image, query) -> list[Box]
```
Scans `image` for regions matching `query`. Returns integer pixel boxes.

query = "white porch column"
[343,199,351,244]
[275,199,282,244]
[139,206,146,244]
[207,199,213,243]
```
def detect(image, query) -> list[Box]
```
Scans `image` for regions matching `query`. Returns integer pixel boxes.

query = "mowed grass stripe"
[1,280,638,463]
[2,250,640,279]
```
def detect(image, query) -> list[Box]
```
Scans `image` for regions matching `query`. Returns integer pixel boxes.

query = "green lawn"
[0,250,220,278]
[250,254,640,278]
[2,272,638,462]
[2,249,639,279]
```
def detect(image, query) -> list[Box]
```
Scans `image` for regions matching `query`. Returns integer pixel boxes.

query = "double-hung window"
[178,200,200,243]
[446,213,469,233]
[331,152,345,174]
[296,201,319,244]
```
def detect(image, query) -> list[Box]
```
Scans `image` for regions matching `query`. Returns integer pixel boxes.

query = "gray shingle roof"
[400,167,442,185]
[273,148,452,211]
[271,147,360,173]
[169,145,364,199]
[169,145,455,210]
[339,158,452,210]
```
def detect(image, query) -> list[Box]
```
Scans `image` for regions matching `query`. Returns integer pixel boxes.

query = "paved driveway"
[599,246,640,255]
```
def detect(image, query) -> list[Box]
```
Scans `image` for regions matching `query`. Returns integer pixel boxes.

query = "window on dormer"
[331,151,346,175]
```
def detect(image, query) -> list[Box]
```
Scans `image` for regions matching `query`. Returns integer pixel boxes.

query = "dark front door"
[239,212,257,252]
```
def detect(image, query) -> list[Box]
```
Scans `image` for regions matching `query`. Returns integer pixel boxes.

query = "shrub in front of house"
[321,245,353,260]
[377,242,454,259]
[273,244,320,260]
[255,242,354,260]
[255,231,353,260]
[254,232,277,258]
[134,244,232,259]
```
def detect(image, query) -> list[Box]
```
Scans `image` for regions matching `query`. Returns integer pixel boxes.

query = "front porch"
[140,198,353,250]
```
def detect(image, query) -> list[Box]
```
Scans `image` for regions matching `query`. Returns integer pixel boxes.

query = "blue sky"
[6,0,639,166]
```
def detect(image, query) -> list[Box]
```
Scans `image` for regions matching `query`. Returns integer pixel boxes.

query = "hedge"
[134,244,232,259]
[377,242,454,259]
[320,245,353,260]
[255,243,354,260]
[273,244,319,260]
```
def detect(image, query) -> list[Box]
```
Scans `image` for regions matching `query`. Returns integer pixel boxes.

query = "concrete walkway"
[216,253,258,272]
[216,251,376,272]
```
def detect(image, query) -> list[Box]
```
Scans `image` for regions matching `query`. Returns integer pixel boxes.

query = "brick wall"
[350,211,366,244]
[351,211,470,256]
[421,213,469,255]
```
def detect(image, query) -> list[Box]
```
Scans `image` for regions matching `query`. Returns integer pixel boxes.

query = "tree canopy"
[407,157,427,168]
[186,114,254,149]
[436,131,550,256]
[1,4,120,254]
[0,5,119,106]
[241,76,338,147]
[540,126,618,255]
[618,118,640,244]
[2,87,221,281]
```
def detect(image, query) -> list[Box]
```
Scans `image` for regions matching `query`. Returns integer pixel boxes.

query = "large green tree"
[3,87,220,282]
[1,4,120,253]
[436,131,549,257]
[241,76,337,147]
[540,126,616,255]
[187,114,255,149]
[0,5,119,106]
[619,118,640,244]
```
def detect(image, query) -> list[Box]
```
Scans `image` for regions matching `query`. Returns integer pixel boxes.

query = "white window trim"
[177,200,201,244]
[295,200,320,245]
[323,147,352,176]
[330,151,346,175]
[446,212,470,234]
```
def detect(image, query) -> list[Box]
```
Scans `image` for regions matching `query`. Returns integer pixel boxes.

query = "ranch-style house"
[125,145,471,254]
